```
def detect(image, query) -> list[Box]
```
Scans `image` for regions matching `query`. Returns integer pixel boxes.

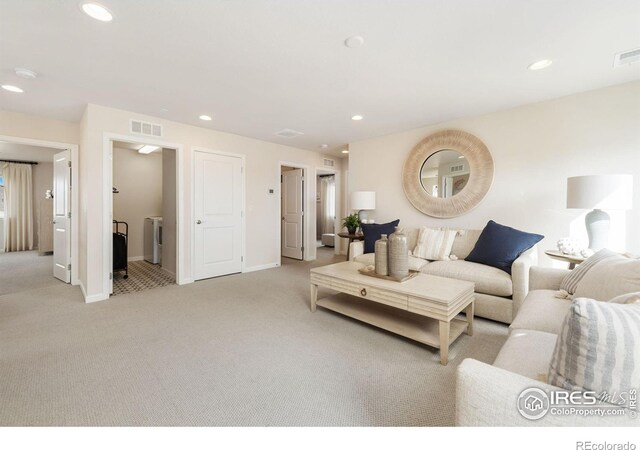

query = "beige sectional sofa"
[349,228,538,324]
[455,266,637,426]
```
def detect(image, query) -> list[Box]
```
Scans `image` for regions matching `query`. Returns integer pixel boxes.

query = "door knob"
[196,220,202,224]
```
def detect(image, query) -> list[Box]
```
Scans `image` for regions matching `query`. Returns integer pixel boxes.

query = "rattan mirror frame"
[402,129,494,218]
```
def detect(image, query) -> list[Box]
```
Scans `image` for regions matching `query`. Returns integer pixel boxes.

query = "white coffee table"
[310,261,474,365]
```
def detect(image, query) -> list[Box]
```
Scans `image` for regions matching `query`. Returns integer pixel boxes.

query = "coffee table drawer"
[332,278,408,309]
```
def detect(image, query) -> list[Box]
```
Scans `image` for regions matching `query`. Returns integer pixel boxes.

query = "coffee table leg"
[439,320,450,365]
[310,283,318,312]
[465,301,474,336]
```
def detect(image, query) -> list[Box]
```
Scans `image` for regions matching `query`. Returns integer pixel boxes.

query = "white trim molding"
[243,262,279,273]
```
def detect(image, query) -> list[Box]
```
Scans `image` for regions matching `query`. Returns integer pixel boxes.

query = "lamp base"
[585,209,610,251]
[358,210,368,223]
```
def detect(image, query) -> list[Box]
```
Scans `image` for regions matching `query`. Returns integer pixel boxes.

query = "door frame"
[103,133,185,299]
[315,167,341,256]
[277,161,312,262]
[191,147,246,277]
[0,134,80,286]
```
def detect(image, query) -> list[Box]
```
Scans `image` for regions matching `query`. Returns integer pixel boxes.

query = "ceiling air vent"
[614,47,640,67]
[275,128,304,138]
[323,158,335,168]
[130,119,163,137]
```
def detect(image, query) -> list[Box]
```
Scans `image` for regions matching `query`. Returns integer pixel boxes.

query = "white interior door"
[53,150,71,283]
[281,168,304,260]
[194,151,243,280]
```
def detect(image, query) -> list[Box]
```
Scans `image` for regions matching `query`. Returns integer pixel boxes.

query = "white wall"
[349,81,640,263]
[80,104,343,300]
[162,148,177,276]
[112,146,163,260]
[32,162,53,249]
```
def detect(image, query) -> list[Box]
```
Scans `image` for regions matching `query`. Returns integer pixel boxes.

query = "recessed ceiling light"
[344,36,365,49]
[458,155,465,159]
[15,68,38,79]
[138,145,160,154]
[351,115,363,121]
[80,2,114,22]
[199,115,212,121]
[320,144,328,149]
[341,150,349,154]
[528,59,553,71]
[1,85,24,93]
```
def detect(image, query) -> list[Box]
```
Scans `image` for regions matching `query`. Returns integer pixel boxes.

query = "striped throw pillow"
[559,248,617,295]
[548,298,640,401]
[413,227,458,261]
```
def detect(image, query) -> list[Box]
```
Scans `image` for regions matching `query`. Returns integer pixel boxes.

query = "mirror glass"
[419,149,470,198]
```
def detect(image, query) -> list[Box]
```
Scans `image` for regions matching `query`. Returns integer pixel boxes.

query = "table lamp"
[351,191,376,223]
[566,174,633,250]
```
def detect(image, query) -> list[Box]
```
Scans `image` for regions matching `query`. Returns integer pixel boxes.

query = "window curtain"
[2,162,34,252]
[321,175,336,234]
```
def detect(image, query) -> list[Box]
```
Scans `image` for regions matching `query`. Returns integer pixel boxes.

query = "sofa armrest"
[529,266,571,291]
[456,359,636,426]
[349,241,364,261]
[511,246,538,316]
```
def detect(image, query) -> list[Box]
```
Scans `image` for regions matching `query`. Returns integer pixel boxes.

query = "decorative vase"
[375,234,389,276]
[388,227,409,279]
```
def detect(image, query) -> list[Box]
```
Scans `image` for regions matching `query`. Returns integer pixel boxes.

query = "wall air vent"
[614,47,640,67]
[130,119,163,137]
[323,158,335,168]
[275,128,304,138]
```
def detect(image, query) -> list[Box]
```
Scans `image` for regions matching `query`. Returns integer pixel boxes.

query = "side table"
[337,232,364,260]
[544,250,587,270]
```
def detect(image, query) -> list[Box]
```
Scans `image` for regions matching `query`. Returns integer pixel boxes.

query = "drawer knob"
[360,288,367,297]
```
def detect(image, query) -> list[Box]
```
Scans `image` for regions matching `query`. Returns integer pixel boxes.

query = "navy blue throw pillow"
[361,220,400,254]
[465,220,543,274]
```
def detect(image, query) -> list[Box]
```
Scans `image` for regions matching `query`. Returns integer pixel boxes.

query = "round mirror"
[419,149,469,198]
[402,130,494,218]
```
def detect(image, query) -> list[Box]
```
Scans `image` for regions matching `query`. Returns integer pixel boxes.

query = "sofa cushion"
[493,329,557,381]
[559,248,618,295]
[421,260,512,297]
[509,290,572,335]
[450,229,482,260]
[465,220,543,274]
[573,253,640,301]
[548,298,640,400]
[361,220,399,254]
[609,291,640,304]
[353,252,428,272]
[413,227,458,261]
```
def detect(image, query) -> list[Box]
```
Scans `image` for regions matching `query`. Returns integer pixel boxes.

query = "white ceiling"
[1,1,639,155]
[0,141,59,163]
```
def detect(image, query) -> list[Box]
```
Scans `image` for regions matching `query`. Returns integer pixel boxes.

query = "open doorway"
[280,165,305,262]
[0,139,77,296]
[109,140,177,296]
[316,169,337,260]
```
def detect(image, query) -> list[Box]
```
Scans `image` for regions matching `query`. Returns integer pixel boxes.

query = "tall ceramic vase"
[375,234,389,276]
[388,227,409,279]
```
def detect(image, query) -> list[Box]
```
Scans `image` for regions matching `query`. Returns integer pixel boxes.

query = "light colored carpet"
[0,246,508,426]
[0,250,65,297]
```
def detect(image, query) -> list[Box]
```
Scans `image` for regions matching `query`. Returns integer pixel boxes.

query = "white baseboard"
[79,282,109,303]
[244,262,279,273]
[160,266,176,278]
[128,256,144,262]
[178,277,194,285]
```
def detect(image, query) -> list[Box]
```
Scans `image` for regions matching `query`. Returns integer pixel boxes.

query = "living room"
[0,0,639,448]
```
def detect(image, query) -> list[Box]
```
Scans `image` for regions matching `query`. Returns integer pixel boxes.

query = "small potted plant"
[342,213,360,235]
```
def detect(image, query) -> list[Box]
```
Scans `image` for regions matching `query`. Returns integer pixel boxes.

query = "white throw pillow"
[573,253,640,301]
[413,227,457,261]
[609,292,640,305]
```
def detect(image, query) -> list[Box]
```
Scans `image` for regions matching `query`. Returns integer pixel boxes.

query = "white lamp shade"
[566,174,633,210]
[351,191,376,210]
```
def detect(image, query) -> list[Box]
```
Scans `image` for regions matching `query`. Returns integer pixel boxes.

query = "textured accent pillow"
[360,220,400,254]
[573,253,640,301]
[413,227,458,261]
[465,220,543,274]
[559,248,618,296]
[548,298,640,401]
